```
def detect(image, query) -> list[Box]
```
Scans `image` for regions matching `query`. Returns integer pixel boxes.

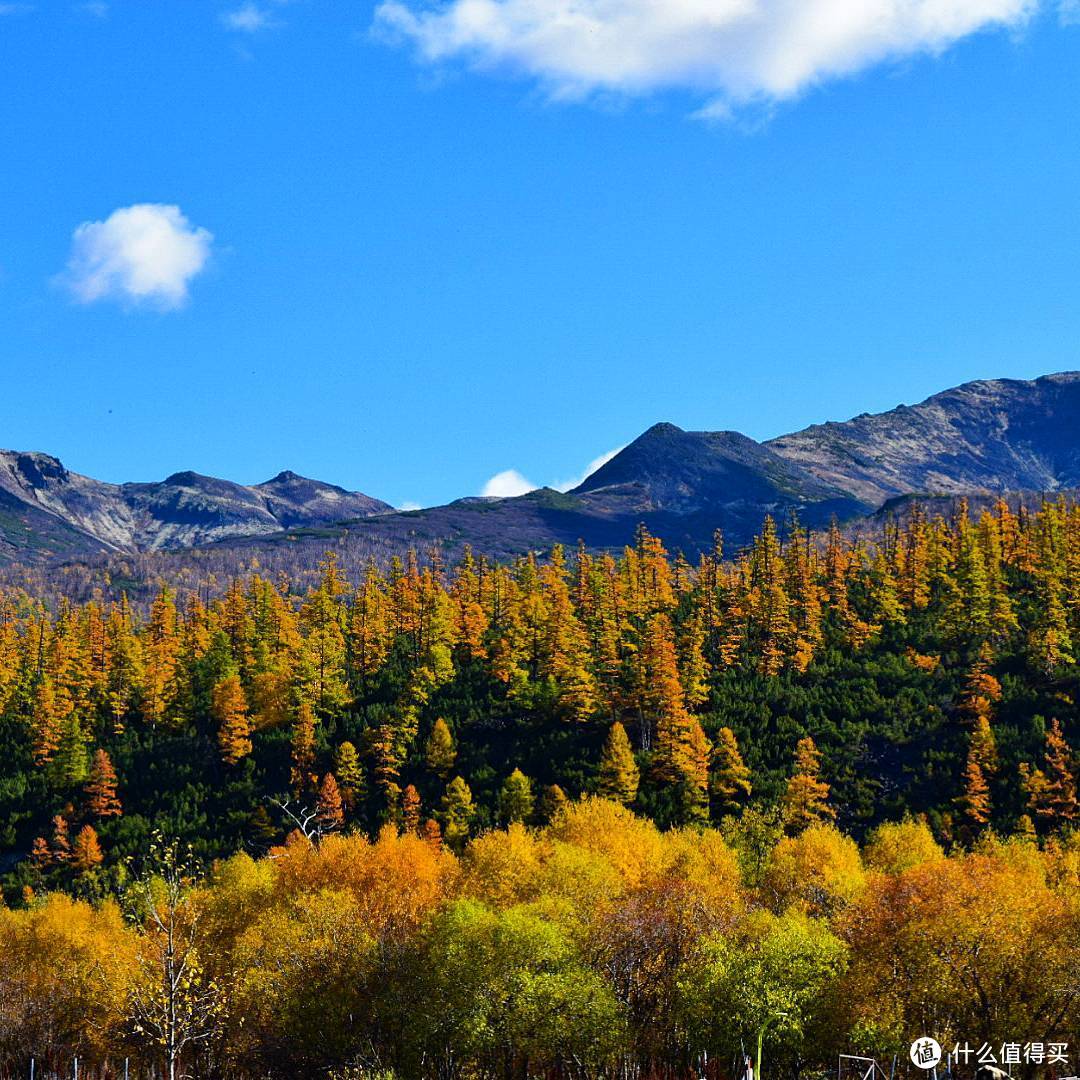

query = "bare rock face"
[0,452,391,559]
[766,372,1080,504]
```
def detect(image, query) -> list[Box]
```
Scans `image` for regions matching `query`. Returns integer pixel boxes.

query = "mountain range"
[4,371,1080,568]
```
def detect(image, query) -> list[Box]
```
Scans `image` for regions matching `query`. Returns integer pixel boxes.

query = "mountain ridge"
[4,369,1080,569]
[0,451,392,560]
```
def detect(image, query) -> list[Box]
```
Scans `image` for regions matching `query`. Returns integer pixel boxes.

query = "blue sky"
[1,1,1079,508]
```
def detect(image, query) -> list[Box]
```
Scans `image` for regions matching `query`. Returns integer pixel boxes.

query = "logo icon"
[910,1038,942,1070]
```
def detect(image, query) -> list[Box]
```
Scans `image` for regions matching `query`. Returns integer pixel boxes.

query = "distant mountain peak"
[262,470,303,485]
[0,451,391,560]
[163,470,211,487]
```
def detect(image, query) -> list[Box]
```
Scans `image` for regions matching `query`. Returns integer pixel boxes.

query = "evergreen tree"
[53,713,91,787]
[498,768,535,825]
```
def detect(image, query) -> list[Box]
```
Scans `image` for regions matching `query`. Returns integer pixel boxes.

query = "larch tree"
[334,741,364,810]
[402,784,422,835]
[71,824,104,873]
[425,718,457,778]
[954,751,991,831]
[31,676,62,766]
[540,783,569,823]
[290,699,317,792]
[644,613,709,815]
[30,835,51,869]
[213,674,252,766]
[597,721,639,805]
[682,718,712,824]
[316,773,345,832]
[84,749,122,818]
[712,726,752,816]
[782,736,835,831]
[50,815,71,863]
[1043,719,1078,823]
[441,776,475,851]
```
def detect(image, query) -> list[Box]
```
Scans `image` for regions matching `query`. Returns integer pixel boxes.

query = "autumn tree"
[84,748,122,819]
[442,776,475,851]
[402,784,422,835]
[1023,719,1078,827]
[290,699,317,792]
[644,614,710,820]
[71,824,104,874]
[316,773,345,832]
[712,726,752,817]
[425,717,457,778]
[597,721,639,805]
[782,737,834,831]
[31,676,62,766]
[334,741,364,810]
[213,674,251,766]
[125,838,225,1080]
[540,783,569,823]
[51,814,72,863]
[954,751,991,832]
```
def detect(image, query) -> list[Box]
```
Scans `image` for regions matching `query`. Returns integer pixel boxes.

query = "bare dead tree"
[124,835,226,1080]
[270,794,343,851]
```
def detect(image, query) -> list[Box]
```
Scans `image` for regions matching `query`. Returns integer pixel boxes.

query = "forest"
[3,497,1080,1076]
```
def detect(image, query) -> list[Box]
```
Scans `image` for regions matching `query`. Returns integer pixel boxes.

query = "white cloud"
[375,0,1037,110]
[555,445,625,492]
[1061,0,1080,23]
[481,469,536,497]
[61,204,213,310]
[221,1,289,32]
[479,448,625,500]
[398,500,424,511]
[76,2,108,17]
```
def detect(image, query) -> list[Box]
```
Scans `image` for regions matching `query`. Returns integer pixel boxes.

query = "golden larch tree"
[597,721,639,805]
[782,736,835,831]
[213,674,252,766]
[84,749,122,818]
